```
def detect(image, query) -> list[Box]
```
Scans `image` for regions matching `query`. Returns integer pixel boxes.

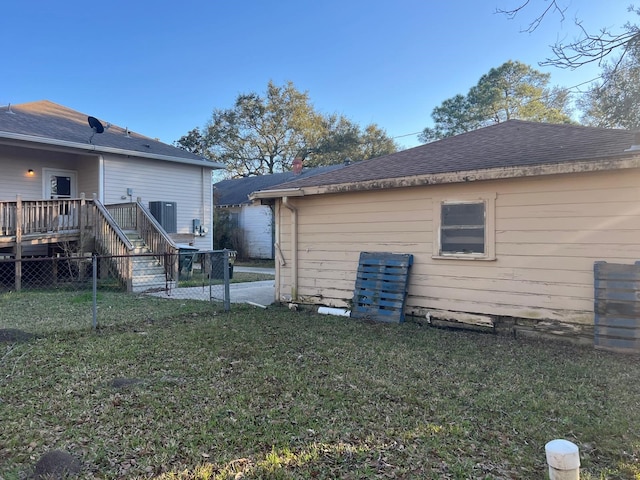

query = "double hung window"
[433,194,496,260]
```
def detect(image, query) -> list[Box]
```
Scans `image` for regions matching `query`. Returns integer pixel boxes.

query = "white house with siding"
[0,100,222,253]
[214,164,346,259]
[250,120,640,344]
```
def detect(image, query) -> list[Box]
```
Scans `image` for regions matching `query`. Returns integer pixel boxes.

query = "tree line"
[177,4,640,177]
[176,81,397,177]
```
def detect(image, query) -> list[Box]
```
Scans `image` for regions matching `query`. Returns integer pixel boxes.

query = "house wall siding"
[77,155,99,198]
[275,168,640,326]
[102,155,213,249]
[0,147,90,200]
[241,204,273,259]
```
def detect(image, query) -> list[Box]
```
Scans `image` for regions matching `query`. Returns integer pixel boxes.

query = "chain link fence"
[0,250,236,334]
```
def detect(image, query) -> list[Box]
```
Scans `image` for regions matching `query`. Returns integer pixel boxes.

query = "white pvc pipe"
[545,439,580,480]
[318,307,351,317]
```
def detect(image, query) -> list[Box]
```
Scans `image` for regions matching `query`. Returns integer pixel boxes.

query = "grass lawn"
[234,259,275,269]
[178,270,274,288]
[1,292,639,479]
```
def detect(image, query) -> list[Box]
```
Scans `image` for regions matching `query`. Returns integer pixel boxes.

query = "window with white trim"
[433,194,496,260]
[441,202,485,254]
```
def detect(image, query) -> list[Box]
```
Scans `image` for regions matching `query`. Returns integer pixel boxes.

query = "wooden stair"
[124,231,174,293]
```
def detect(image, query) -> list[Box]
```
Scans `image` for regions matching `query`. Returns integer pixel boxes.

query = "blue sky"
[1,1,631,150]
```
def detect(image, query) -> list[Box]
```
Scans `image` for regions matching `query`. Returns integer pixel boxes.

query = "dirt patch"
[33,450,82,478]
[0,328,35,343]
[110,377,144,389]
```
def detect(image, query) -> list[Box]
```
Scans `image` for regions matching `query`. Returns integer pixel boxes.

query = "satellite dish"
[88,116,104,134]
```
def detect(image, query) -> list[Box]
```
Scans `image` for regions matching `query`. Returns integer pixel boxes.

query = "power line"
[394,73,606,144]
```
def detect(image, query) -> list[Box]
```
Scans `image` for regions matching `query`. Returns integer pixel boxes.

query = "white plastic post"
[545,439,580,480]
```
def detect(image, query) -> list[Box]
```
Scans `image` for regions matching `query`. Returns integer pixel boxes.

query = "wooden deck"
[0,195,179,291]
[0,196,91,246]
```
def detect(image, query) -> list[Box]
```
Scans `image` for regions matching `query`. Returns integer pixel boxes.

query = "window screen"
[440,202,485,254]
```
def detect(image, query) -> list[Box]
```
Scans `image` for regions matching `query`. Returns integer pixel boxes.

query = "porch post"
[126,255,133,293]
[15,195,22,291]
[136,196,143,232]
[92,193,98,237]
[79,193,86,254]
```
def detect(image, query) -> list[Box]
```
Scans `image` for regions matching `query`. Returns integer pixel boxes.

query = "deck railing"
[0,195,92,239]
[0,201,17,237]
[105,200,178,279]
[92,199,135,291]
[0,196,178,290]
[105,202,137,231]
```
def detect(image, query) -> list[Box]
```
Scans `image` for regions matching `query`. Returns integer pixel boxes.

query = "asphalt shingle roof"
[0,100,213,165]
[214,164,347,206]
[270,120,637,190]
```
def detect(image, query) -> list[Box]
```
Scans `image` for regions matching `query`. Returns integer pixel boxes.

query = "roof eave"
[0,130,225,169]
[253,155,640,199]
[249,188,304,201]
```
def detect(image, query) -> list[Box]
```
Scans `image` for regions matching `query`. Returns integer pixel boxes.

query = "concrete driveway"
[147,266,275,306]
[229,266,275,306]
[227,279,275,306]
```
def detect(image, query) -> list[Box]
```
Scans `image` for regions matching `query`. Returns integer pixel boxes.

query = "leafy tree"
[420,60,572,142]
[498,2,640,71]
[307,117,398,167]
[579,47,640,129]
[206,81,317,176]
[178,81,397,177]
[360,124,398,160]
[174,128,207,156]
[421,94,482,141]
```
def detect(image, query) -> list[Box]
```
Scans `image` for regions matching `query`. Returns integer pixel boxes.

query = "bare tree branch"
[542,26,640,69]
[496,0,566,33]
[497,2,640,71]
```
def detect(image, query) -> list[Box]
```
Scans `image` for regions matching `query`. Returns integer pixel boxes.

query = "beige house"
[0,101,223,291]
[251,120,640,342]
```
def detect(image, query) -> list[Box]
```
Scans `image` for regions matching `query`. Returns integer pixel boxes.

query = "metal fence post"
[92,254,98,330]
[223,249,230,311]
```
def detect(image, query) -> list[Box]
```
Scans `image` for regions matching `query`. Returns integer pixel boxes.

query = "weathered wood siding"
[276,168,640,327]
[103,155,213,249]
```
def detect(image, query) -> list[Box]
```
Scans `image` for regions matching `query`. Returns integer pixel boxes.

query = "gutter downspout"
[282,196,298,301]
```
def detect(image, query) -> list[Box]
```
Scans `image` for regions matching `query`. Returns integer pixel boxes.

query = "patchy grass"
[0,290,218,335]
[179,271,273,288]
[0,294,639,479]
[234,259,275,268]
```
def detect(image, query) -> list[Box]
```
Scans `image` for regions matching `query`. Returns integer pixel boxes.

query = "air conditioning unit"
[149,201,177,233]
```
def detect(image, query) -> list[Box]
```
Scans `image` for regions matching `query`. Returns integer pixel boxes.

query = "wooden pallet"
[352,252,413,323]
[594,261,640,353]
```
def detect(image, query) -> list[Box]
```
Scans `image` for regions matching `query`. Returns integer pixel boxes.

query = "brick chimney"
[292,157,303,174]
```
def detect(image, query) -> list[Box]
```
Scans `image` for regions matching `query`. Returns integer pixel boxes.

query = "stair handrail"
[93,197,135,251]
[135,199,179,281]
[92,196,135,291]
[135,199,178,254]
